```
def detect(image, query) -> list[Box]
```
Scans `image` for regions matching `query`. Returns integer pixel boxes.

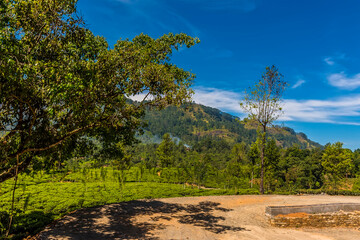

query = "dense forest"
[141,103,322,149]
[60,102,360,193]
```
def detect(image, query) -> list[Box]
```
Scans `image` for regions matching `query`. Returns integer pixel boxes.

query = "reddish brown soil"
[277,212,309,218]
[35,195,360,240]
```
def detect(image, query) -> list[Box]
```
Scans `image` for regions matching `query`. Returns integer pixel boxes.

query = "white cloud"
[323,54,346,66]
[129,93,154,102]
[327,72,360,90]
[281,97,360,125]
[292,79,305,89]
[192,87,243,114]
[192,87,360,125]
[118,0,258,12]
[179,0,258,11]
[114,0,200,37]
[129,87,360,126]
[324,57,335,66]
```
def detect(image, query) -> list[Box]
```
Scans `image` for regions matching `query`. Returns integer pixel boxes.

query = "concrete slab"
[266,203,360,217]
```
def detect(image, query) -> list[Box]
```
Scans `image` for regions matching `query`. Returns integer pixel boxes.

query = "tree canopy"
[0,0,199,182]
[156,133,175,168]
[240,65,287,194]
[322,142,354,187]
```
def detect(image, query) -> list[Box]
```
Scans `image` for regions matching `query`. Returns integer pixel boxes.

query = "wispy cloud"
[166,10,201,37]
[281,97,360,125]
[117,0,258,12]
[179,0,258,12]
[324,57,335,66]
[192,87,360,125]
[323,53,346,66]
[129,87,360,125]
[114,0,200,37]
[192,87,243,114]
[327,72,360,90]
[292,79,305,89]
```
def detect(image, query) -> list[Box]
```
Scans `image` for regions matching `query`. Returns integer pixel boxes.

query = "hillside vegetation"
[142,103,321,149]
[0,169,238,239]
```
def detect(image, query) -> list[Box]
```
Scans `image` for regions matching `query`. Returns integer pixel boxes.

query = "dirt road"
[36,195,360,239]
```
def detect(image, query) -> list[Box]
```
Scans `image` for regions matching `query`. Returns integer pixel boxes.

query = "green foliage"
[240,65,287,126]
[322,142,354,188]
[353,149,360,174]
[2,138,360,238]
[264,139,281,191]
[0,169,238,239]
[131,131,360,193]
[156,134,175,168]
[0,211,9,236]
[141,103,321,149]
[352,178,360,191]
[231,142,248,164]
[153,124,360,192]
[240,65,287,194]
[293,189,360,196]
[0,0,199,182]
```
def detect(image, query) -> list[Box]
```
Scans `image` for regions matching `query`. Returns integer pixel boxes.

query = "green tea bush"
[352,177,360,191]
[279,188,360,196]
[0,169,239,239]
[0,211,9,236]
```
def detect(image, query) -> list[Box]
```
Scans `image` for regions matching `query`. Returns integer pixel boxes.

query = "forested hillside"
[141,103,322,149]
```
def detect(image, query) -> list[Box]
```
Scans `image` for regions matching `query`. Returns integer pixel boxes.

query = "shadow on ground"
[36,200,247,239]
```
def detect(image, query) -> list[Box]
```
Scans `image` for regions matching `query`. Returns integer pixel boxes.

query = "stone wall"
[270,211,360,228]
[266,203,360,228]
[266,203,360,217]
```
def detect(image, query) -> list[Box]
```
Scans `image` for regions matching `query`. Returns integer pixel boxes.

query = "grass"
[0,168,245,239]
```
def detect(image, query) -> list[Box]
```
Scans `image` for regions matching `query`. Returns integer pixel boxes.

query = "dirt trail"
[36,195,360,240]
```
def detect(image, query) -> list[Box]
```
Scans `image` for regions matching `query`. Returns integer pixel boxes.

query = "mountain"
[140,102,322,149]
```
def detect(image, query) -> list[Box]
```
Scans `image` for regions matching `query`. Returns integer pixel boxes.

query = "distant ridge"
[141,102,322,149]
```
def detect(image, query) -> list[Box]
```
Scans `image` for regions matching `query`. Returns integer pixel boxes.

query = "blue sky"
[77,0,360,149]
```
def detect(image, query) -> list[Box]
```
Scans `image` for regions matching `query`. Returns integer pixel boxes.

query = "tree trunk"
[260,125,266,194]
[251,170,253,188]
[0,156,32,183]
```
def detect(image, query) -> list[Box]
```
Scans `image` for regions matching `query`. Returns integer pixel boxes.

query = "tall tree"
[0,0,199,182]
[248,142,260,188]
[156,133,175,168]
[353,149,360,174]
[240,65,287,194]
[264,138,280,191]
[231,142,248,164]
[322,142,354,188]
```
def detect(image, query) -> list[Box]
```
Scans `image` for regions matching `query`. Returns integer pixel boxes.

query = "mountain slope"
[141,103,321,149]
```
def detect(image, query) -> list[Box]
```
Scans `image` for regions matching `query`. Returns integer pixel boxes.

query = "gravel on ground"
[35,195,360,240]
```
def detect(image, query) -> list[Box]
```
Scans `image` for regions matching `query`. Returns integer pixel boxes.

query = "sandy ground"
[35,195,360,240]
